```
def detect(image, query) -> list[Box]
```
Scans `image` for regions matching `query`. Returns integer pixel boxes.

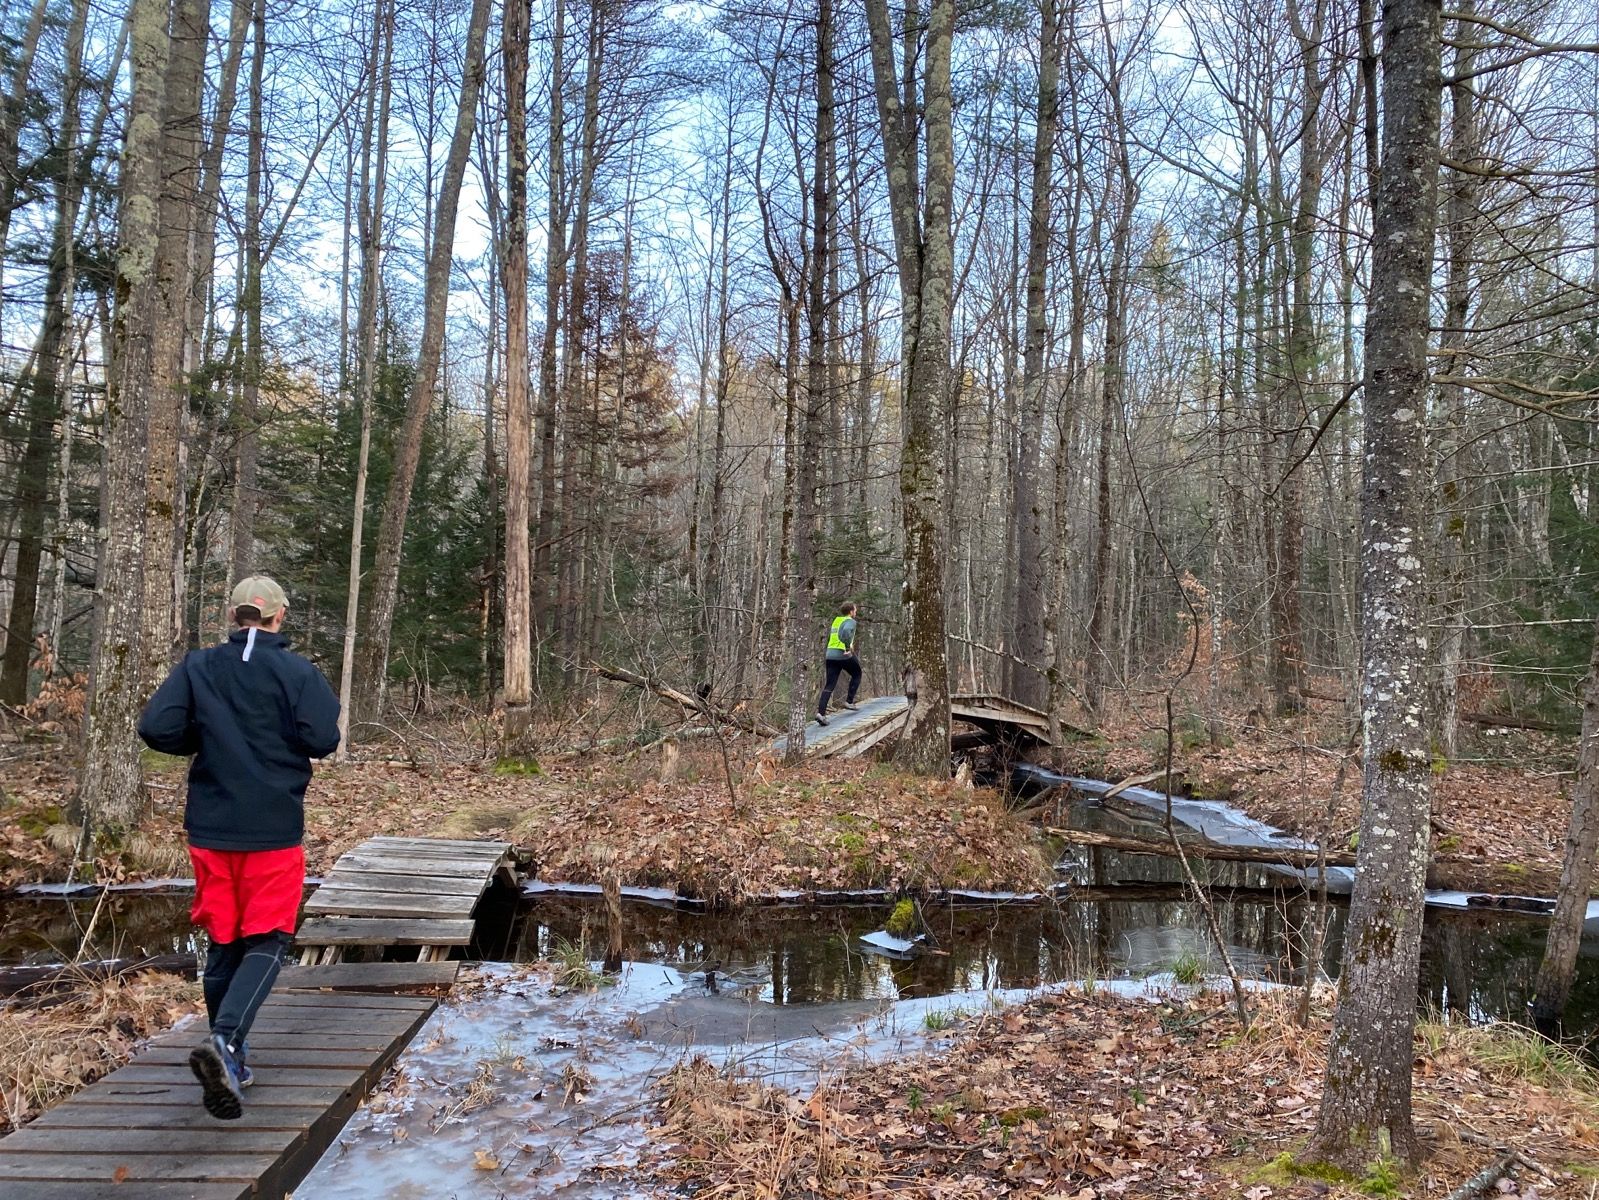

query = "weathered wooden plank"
[145,1030,401,1053]
[243,1012,423,1034]
[134,1045,378,1070]
[0,1183,249,1200]
[0,1127,293,1156]
[258,989,438,1010]
[30,1103,326,1131]
[301,889,477,918]
[0,1152,280,1183]
[308,871,485,896]
[112,1066,366,1089]
[74,1080,363,1109]
[331,854,499,877]
[361,836,510,853]
[277,961,460,992]
[293,916,475,946]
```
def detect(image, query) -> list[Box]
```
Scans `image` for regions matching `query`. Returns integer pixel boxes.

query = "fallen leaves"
[0,971,202,1133]
[646,990,1599,1198]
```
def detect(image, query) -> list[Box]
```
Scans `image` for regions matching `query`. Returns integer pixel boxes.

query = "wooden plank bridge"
[0,835,522,1199]
[296,835,518,967]
[769,692,1057,760]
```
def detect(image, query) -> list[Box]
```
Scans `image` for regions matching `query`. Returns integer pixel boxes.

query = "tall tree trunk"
[1272,0,1326,716]
[1012,0,1061,712]
[143,0,211,691]
[1530,614,1599,1033]
[1086,168,1133,716]
[534,0,567,644]
[352,0,492,721]
[1308,0,1443,1170]
[230,0,266,580]
[335,0,393,759]
[864,0,955,774]
[0,0,88,704]
[0,222,72,705]
[501,0,534,750]
[784,0,832,753]
[1434,0,1478,758]
[79,0,173,836]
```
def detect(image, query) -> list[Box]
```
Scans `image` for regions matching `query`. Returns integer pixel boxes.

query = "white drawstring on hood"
[243,626,258,662]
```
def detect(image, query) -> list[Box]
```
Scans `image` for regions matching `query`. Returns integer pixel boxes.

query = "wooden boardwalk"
[769,693,1059,760]
[296,835,518,965]
[0,835,523,1199]
[0,989,436,1199]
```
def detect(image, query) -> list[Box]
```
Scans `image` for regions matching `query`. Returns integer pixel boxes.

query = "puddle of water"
[295,961,1041,1199]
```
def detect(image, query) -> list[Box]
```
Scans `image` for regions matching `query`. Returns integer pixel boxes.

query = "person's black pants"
[818,657,861,715]
[204,931,293,1052]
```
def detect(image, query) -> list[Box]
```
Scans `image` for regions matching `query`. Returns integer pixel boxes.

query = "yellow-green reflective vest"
[828,615,851,652]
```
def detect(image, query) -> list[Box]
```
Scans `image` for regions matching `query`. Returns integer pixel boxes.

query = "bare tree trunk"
[353,0,493,720]
[502,0,534,750]
[143,0,211,692]
[1011,0,1061,712]
[534,0,567,644]
[230,0,266,580]
[864,0,955,774]
[1530,614,1599,1033]
[79,0,173,836]
[1087,163,1133,716]
[1434,0,1479,759]
[1309,0,1442,1170]
[336,0,393,759]
[784,0,833,754]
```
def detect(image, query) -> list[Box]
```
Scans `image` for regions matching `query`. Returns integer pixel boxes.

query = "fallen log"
[0,953,196,999]
[1046,825,1358,869]
[594,664,779,737]
[1101,765,1185,802]
[1298,689,1563,732]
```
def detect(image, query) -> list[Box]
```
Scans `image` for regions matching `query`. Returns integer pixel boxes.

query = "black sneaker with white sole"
[190,1033,245,1120]
[816,712,829,726]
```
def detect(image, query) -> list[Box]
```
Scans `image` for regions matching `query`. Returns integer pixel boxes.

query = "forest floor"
[0,969,201,1134]
[646,986,1599,1198]
[1050,690,1582,898]
[0,743,1053,902]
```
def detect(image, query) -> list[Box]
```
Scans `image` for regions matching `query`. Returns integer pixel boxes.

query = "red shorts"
[189,846,305,943]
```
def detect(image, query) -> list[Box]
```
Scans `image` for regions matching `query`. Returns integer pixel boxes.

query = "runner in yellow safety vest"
[816,602,862,725]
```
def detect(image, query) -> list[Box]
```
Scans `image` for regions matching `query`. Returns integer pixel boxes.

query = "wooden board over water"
[0,990,435,1200]
[297,836,516,963]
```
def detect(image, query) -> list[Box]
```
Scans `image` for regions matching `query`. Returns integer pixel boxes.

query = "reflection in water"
[0,894,199,964]
[0,866,1593,1044]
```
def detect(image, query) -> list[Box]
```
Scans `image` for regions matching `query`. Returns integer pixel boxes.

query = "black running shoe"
[190,1033,245,1120]
[816,712,829,726]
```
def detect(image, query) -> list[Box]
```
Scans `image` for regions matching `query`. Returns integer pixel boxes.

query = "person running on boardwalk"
[138,576,340,1120]
[816,602,862,726]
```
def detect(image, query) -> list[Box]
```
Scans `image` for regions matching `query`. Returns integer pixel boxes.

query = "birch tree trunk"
[79,0,173,836]
[1308,0,1443,1169]
[502,0,534,750]
[352,0,493,721]
[1530,614,1599,1033]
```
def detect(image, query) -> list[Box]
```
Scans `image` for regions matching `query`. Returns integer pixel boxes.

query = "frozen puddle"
[294,962,1029,1198]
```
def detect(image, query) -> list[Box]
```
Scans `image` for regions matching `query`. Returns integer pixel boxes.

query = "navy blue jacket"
[137,629,342,851]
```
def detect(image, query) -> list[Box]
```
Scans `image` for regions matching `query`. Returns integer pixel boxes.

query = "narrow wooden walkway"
[769,693,1059,760]
[767,695,910,759]
[0,835,524,1199]
[0,989,436,1199]
[296,835,518,965]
